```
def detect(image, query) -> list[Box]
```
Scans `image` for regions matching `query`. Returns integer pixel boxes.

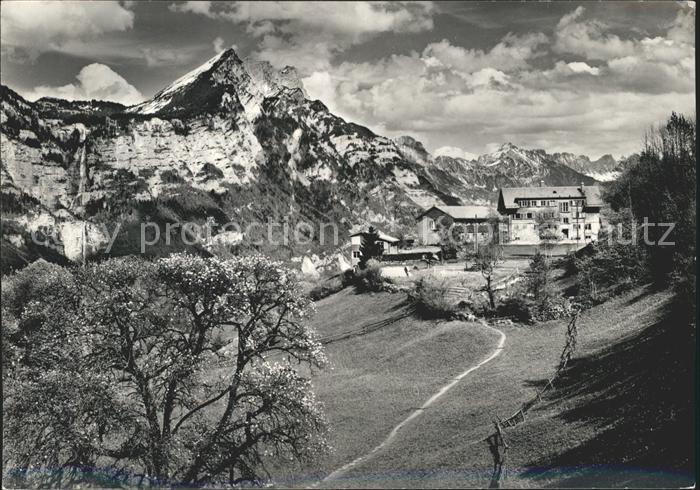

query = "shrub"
[497,295,533,323]
[409,276,459,319]
[308,276,346,301]
[529,295,575,322]
[340,268,355,287]
[572,225,647,306]
[354,259,389,293]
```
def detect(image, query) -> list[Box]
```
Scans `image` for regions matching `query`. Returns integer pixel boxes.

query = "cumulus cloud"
[141,47,198,67]
[1,1,134,60]
[566,61,600,75]
[553,6,636,60]
[667,7,695,43]
[23,63,143,105]
[169,1,436,73]
[302,71,338,108]
[168,1,216,18]
[423,33,548,73]
[553,6,694,67]
[301,5,694,158]
[213,36,225,54]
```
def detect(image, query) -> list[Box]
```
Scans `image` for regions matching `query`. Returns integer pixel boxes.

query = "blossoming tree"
[2,255,328,487]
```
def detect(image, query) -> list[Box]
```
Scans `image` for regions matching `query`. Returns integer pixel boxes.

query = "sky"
[0,1,695,159]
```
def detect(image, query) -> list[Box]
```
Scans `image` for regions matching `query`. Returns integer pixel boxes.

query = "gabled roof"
[417,205,493,220]
[349,229,400,243]
[498,185,603,210]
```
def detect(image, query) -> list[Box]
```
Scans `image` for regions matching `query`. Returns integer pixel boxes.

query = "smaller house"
[349,229,400,266]
[416,205,494,245]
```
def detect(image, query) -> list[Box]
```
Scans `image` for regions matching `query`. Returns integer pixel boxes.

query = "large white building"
[497,184,603,244]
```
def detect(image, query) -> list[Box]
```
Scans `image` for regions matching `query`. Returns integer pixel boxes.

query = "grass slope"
[276,288,501,486]
[327,287,693,488]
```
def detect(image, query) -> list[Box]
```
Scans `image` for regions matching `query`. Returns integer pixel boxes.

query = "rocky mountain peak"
[593,154,617,166]
[127,48,308,118]
[393,135,432,165]
[242,58,308,98]
[498,141,518,151]
[551,151,620,181]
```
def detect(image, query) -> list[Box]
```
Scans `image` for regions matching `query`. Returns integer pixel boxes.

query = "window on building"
[560,202,569,213]
[562,217,569,224]
[515,213,522,219]
[540,200,547,206]
[526,212,533,219]
[427,218,435,230]
[353,251,361,258]
[585,223,592,230]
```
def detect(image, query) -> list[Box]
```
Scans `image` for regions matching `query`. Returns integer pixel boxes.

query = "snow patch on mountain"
[587,170,621,182]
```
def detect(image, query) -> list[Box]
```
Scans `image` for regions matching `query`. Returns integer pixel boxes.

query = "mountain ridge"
[1,48,607,269]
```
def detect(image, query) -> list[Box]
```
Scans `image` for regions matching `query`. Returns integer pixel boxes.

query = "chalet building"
[497,184,603,244]
[349,229,400,266]
[416,205,494,245]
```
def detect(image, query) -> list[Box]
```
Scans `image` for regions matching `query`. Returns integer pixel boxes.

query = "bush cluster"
[353,259,390,293]
[495,293,574,324]
[528,295,576,322]
[496,295,532,323]
[409,277,456,319]
[308,270,354,301]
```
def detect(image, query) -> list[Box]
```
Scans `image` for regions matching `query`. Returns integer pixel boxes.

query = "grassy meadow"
[273,287,502,486]
[320,287,693,488]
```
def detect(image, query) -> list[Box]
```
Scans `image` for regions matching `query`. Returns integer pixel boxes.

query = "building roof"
[349,229,400,243]
[417,205,493,220]
[498,185,603,210]
[396,246,441,255]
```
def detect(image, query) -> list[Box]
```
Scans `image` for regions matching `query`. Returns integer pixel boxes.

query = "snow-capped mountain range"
[1,48,625,267]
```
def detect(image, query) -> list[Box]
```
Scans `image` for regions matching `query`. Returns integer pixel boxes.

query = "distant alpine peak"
[498,141,519,151]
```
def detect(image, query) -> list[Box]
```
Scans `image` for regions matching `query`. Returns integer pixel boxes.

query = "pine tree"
[358,227,382,269]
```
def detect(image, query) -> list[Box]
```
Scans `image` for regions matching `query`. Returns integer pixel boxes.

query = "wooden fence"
[316,306,416,345]
[483,311,580,487]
